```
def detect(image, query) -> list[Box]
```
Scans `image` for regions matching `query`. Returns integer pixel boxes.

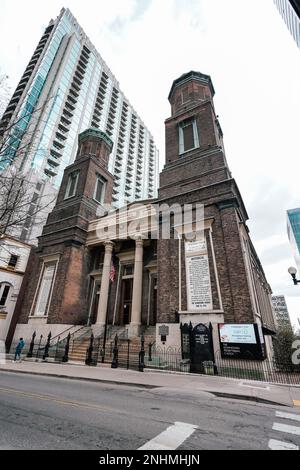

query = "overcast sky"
[0,0,299,328]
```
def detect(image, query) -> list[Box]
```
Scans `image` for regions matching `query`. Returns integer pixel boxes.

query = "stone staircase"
[68,325,156,366]
[109,326,156,369]
[68,327,93,363]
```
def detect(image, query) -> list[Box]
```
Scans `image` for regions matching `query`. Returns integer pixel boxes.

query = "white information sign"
[185,238,213,311]
[219,324,256,344]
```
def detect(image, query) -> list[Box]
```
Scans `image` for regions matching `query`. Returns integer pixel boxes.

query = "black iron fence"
[99,336,141,371]
[213,353,300,386]
[12,331,300,386]
[141,347,300,385]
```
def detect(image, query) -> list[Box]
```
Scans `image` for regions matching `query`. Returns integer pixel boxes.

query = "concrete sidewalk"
[0,360,299,408]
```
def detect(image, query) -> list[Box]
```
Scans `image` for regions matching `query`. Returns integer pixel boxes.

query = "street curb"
[0,367,157,389]
[211,391,289,407]
[0,367,292,407]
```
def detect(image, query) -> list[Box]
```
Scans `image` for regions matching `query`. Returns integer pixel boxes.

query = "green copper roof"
[79,128,113,149]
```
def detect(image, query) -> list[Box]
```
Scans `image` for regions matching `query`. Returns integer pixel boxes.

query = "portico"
[86,203,157,338]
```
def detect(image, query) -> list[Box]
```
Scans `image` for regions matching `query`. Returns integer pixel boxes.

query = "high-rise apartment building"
[271,295,292,329]
[0,8,159,242]
[287,208,300,271]
[274,0,300,47]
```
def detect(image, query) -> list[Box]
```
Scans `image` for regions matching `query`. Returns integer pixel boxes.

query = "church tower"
[14,129,114,328]
[160,71,231,198]
[157,72,275,345]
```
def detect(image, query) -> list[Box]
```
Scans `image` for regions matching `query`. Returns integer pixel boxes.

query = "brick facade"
[10,71,275,350]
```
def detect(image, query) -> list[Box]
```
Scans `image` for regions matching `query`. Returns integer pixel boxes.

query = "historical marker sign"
[159,325,169,337]
[185,238,213,311]
[159,325,169,344]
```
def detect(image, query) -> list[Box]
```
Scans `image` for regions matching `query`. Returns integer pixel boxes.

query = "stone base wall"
[10,323,74,352]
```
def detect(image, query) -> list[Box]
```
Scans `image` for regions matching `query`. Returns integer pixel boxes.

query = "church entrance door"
[120,278,133,325]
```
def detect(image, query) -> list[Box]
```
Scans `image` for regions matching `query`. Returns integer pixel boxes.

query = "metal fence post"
[85,333,94,366]
[139,333,145,372]
[27,331,36,358]
[127,339,130,370]
[148,342,153,362]
[42,332,51,360]
[35,335,43,361]
[62,333,71,363]
[111,334,119,369]
[55,336,60,362]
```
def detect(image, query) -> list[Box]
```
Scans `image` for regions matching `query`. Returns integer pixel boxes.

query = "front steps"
[68,325,156,365]
[107,326,156,369]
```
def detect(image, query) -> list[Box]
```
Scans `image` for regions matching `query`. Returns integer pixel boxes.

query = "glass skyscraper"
[0,8,159,241]
[274,0,300,47]
[287,208,300,271]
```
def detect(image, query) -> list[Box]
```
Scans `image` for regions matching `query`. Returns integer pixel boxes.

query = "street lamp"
[288,267,300,285]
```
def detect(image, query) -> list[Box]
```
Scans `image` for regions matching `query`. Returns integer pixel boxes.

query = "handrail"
[50,325,87,344]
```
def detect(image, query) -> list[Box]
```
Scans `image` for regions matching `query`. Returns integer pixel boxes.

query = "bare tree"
[0,71,11,118]
[0,75,58,241]
[0,166,56,238]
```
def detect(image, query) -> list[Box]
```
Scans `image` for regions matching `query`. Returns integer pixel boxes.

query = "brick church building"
[7,71,276,361]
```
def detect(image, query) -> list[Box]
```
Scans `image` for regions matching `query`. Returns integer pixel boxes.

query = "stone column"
[95,241,114,330]
[129,239,144,338]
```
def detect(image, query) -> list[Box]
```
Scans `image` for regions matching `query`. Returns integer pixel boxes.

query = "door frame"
[119,277,134,325]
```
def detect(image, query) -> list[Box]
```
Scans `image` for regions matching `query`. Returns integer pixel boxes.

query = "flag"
[109,260,116,283]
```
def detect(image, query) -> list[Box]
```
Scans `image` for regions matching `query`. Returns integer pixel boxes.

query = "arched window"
[0,283,12,307]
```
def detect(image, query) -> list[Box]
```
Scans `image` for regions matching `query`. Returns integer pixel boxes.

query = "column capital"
[103,241,114,252]
[135,238,144,248]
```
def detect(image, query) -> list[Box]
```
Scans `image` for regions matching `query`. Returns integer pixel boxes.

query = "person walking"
[13,338,25,362]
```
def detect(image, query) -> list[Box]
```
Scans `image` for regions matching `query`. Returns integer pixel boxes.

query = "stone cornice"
[0,266,24,276]
[168,71,215,101]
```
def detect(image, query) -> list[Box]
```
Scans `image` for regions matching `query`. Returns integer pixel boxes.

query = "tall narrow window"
[0,284,11,307]
[182,87,189,104]
[7,254,18,270]
[179,119,200,154]
[65,171,79,199]
[94,175,106,203]
[34,263,56,316]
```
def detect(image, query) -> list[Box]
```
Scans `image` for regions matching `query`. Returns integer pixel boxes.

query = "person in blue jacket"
[13,338,25,362]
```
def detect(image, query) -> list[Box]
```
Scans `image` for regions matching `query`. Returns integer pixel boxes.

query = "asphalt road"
[0,371,299,450]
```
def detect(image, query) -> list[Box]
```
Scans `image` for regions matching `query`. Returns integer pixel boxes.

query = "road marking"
[268,439,299,451]
[138,422,198,450]
[293,401,300,407]
[272,423,300,436]
[0,386,116,413]
[276,411,300,422]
